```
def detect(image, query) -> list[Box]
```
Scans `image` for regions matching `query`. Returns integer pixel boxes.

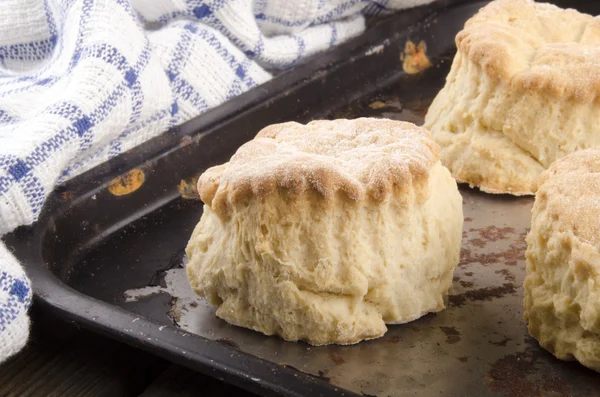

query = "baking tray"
[5,1,600,396]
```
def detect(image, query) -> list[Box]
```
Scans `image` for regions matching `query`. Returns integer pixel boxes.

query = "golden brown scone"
[186,118,463,346]
[524,148,600,372]
[424,0,600,195]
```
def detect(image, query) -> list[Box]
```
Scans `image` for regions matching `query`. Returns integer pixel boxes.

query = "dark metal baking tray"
[5,1,600,396]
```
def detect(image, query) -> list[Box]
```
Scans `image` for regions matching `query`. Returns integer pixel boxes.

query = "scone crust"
[425,0,600,195]
[535,149,600,246]
[188,119,463,346]
[524,149,600,372]
[459,0,600,101]
[199,118,439,217]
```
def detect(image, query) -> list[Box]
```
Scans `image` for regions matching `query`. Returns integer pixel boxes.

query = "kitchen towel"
[0,0,433,362]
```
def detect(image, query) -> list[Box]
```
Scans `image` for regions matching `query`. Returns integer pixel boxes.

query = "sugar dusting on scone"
[425,0,600,195]
[524,148,600,373]
[199,118,439,216]
[187,118,463,346]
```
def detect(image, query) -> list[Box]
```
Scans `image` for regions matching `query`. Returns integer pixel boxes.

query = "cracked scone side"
[187,162,462,345]
[425,52,546,195]
[524,149,600,372]
[425,0,600,195]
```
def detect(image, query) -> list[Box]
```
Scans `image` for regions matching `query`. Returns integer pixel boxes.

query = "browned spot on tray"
[464,217,473,222]
[368,101,386,109]
[418,312,438,323]
[59,190,73,201]
[541,378,571,397]
[189,301,198,308]
[400,41,431,74]
[487,345,571,397]
[476,226,516,242]
[459,248,474,266]
[217,338,239,349]
[495,269,516,282]
[458,357,469,363]
[317,370,330,381]
[459,233,527,268]
[387,335,403,343]
[412,327,421,333]
[329,352,345,365]
[449,283,517,307]
[440,326,461,344]
[180,135,193,147]
[459,280,474,288]
[284,365,332,383]
[108,168,145,196]
[490,336,512,347]
[385,98,403,110]
[464,272,473,277]
[178,177,201,200]
[469,238,486,248]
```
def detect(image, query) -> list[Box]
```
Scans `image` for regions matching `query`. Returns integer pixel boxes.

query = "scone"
[424,0,600,195]
[524,149,600,372]
[186,118,463,346]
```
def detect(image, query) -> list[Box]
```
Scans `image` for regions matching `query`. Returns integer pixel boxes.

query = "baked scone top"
[537,148,600,246]
[458,0,600,101]
[199,118,439,216]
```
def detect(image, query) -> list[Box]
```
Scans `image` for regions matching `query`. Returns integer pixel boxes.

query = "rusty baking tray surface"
[5,1,600,396]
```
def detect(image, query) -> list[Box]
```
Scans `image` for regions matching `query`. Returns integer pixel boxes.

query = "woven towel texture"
[0,0,433,362]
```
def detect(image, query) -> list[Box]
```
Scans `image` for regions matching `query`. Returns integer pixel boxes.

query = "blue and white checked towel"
[0,0,433,362]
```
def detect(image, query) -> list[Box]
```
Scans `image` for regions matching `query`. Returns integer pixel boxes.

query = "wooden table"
[0,306,255,397]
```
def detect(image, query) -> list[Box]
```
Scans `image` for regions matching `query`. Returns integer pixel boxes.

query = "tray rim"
[5,1,482,396]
